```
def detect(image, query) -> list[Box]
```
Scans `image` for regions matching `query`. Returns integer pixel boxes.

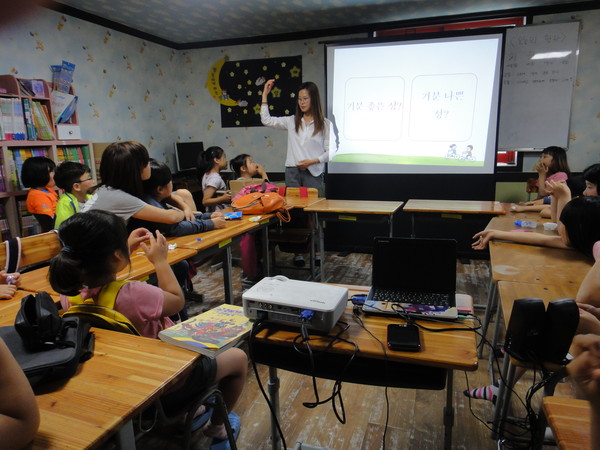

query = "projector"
[242,276,348,332]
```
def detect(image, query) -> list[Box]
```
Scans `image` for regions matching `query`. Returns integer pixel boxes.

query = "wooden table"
[403,199,505,237]
[490,282,581,441]
[252,285,477,450]
[0,290,199,449]
[303,200,403,281]
[543,397,591,450]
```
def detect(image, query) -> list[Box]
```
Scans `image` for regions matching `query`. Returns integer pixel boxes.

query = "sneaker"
[210,412,240,450]
[293,255,305,267]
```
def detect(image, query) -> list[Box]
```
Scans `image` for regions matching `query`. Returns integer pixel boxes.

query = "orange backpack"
[232,192,290,222]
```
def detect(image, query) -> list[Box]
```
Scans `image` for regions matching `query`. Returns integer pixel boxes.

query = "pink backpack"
[231,181,279,202]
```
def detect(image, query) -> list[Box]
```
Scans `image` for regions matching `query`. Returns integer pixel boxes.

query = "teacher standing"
[261,79,331,196]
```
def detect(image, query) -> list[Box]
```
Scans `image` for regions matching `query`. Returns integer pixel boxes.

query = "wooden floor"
[133,249,570,450]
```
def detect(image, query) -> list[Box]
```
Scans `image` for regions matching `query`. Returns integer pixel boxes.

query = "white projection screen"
[326,31,504,174]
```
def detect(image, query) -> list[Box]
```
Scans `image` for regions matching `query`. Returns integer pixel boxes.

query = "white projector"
[242,276,348,332]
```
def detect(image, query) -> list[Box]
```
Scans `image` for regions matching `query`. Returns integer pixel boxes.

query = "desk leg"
[491,356,514,440]
[478,282,498,359]
[268,366,281,450]
[443,370,454,450]
[389,213,394,237]
[309,213,316,280]
[116,420,136,449]
[410,213,416,238]
[262,226,271,277]
[223,247,233,304]
[316,213,325,282]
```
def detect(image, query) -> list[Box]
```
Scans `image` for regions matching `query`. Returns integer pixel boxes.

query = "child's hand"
[567,334,600,405]
[221,192,232,203]
[535,160,548,176]
[578,305,600,335]
[0,271,20,287]
[140,230,168,264]
[546,180,570,200]
[472,230,496,250]
[211,212,223,219]
[128,228,152,253]
[212,217,227,229]
[0,284,17,300]
[256,163,267,179]
[183,205,194,221]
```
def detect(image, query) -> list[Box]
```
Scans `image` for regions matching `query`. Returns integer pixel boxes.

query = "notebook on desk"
[362,237,459,320]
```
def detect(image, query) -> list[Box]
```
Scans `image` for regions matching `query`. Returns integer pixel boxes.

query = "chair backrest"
[282,187,319,198]
[63,304,140,335]
[19,230,61,268]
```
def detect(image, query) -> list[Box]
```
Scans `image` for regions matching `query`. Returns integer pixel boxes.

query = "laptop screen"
[372,237,457,294]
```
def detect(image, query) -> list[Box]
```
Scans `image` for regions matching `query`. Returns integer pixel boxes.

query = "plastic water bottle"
[514,220,537,229]
[5,275,17,285]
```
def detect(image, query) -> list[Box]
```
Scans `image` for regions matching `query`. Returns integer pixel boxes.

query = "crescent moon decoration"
[206,57,239,107]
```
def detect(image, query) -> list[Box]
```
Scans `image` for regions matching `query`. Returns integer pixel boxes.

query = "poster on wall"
[206,55,302,128]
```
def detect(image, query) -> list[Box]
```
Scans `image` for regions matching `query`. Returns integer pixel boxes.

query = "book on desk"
[158,304,251,357]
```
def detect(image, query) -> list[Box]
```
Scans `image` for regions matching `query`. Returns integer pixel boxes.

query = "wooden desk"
[0,290,199,449]
[252,285,477,450]
[303,200,403,281]
[403,199,505,238]
[490,282,580,441]
[18,246,197,296]
[485,214,556,234]
[543,397,591,450]
[283,196,324,209]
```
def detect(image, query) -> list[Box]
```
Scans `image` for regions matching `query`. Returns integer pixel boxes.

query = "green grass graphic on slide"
[331,153,483,167]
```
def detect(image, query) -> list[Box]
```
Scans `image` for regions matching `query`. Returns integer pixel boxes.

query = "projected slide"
[326,33,503,174]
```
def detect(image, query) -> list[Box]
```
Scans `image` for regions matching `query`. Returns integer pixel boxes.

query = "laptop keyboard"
[372,288,451,307]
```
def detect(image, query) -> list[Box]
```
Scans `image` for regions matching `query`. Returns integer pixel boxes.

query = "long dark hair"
[98,141,150,198]
[294,81,325,136]
[196,146,224,180]
[559,196,600,258]
[542,146,570,177]
[49,210,130,295]
[230,154,250,179]
[143,158,172,196]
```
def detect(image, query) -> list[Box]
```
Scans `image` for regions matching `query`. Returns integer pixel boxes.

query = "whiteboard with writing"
[498,22,580,150]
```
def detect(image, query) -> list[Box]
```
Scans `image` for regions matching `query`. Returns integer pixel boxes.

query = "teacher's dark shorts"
[285,167,324,197]
[160,356,218,414]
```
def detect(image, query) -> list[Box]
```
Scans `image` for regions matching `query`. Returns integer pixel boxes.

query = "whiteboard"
[498,22,580,150]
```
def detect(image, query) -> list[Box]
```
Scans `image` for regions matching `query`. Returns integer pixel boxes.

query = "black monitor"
[174,141,204,173]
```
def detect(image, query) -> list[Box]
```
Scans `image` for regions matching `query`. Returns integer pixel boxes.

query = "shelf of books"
[0,74,95,238]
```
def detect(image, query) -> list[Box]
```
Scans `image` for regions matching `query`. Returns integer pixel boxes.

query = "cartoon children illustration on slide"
[461,145,474,160]
[445,144,458,159]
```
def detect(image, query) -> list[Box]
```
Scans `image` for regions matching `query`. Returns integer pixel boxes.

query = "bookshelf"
[0,74,95,238]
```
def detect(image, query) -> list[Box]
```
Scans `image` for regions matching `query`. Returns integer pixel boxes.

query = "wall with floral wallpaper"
[0,6,598,176]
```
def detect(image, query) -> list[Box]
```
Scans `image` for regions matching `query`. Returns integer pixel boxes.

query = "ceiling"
[49,0,592,48]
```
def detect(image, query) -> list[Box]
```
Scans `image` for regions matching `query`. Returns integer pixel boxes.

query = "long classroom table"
[543,397,591,450]
[0,290,199,449]
[252,284,478,450]
[303,200,403,281]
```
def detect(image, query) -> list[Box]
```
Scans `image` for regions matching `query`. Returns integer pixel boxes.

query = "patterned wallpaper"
[0,6,598,175]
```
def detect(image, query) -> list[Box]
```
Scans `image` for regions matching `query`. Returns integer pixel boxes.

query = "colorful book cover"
[158,304,251,358]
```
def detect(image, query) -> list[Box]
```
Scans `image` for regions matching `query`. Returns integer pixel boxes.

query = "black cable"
[248,319,288,450]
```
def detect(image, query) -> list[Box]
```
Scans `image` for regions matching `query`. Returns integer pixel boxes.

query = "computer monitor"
[174,141,204,173]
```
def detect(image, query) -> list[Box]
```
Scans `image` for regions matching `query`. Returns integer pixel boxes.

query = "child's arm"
[576,259,600,307]
[166,191,196,221]
[546,180,571,223]
[140,230,184,316]
[202,186,231,208]
[256,163,269,181]
[133,204,185,224]
[472,229,569,250]
[0,338,40,448]
[535,161,550,197]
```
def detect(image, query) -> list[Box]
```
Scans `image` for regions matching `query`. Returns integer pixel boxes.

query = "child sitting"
[53,161,95,229]
[21,156,57,232]
[129,159,226,236]
[49,211,245,446]
[229,154,269,181]
[197,146,231,212]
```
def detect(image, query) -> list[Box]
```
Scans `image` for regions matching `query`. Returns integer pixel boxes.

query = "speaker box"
[541,298,579,365]
[504,298,546,362]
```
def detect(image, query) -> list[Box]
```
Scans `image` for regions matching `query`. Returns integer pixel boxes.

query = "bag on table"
[231,180,279,202]
[0,291,94,387]
[232,192,290,222]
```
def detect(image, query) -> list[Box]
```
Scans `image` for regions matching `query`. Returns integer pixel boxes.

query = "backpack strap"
[4,237,21,273]
[68,280,130,307]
